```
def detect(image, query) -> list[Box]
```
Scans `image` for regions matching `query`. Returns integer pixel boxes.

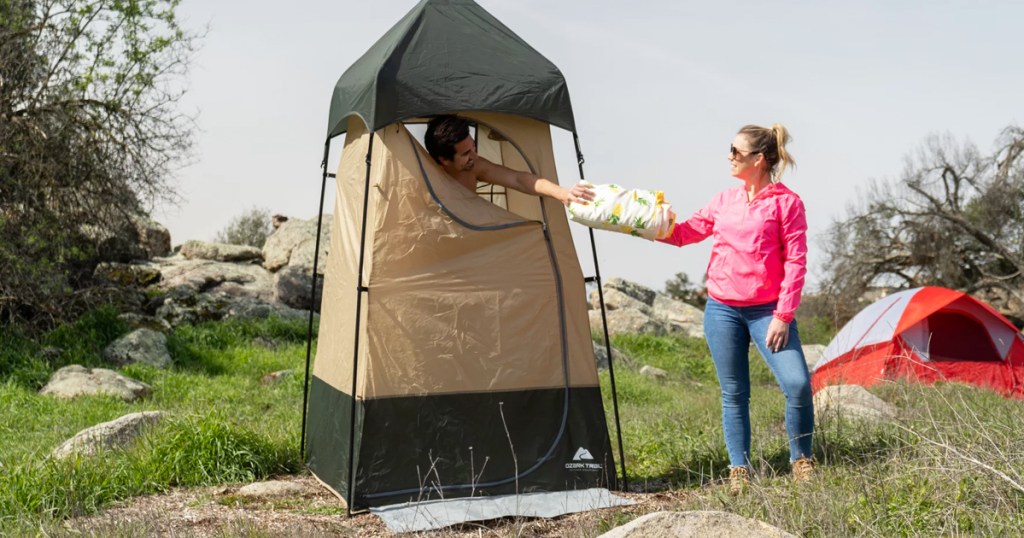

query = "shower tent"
[302,0,624,511]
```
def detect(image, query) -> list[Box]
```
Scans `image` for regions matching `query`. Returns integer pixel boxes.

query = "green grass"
[0,314,311,531]
[598,333,1024,537]
[3,313,1023,536]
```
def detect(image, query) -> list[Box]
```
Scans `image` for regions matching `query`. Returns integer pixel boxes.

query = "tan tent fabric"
[308,113,614,508]
[313,113,598,399]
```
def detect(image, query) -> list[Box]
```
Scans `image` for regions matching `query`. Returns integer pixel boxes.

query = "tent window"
[405,120,533,212]
[927,311,1003,362]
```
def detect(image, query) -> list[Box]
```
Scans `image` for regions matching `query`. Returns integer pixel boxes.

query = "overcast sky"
[158,0,1023,293]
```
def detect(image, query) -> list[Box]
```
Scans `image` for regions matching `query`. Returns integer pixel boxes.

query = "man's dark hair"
[425,115,471,163]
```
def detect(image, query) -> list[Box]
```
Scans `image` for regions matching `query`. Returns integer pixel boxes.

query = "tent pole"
[573,132,628,493]
[346,132,375,516]
[301,138,331,460]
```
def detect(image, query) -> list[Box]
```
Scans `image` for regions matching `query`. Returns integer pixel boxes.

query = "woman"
[658,124,813,493]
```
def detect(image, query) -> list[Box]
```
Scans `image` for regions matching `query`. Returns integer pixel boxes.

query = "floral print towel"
[567,181,676,241]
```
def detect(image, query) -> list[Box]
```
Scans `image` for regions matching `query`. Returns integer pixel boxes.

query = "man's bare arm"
[475,157,593,205]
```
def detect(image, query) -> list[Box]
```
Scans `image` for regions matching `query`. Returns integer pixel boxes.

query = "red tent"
[812,286,1024,397]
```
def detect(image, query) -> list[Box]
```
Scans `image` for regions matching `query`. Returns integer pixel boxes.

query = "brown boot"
[792,458,815,483]
[728,466,749,495]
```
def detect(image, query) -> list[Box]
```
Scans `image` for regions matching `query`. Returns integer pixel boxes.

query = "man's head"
[425,115,475,171]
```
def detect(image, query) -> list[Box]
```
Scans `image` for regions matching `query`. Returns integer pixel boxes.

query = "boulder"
[605,277,657,305]
[589,307,669,337]
[102,328,172,368]
[597,510,797,538]
[117,313,172,333]
[592,342,636,370]
[652,294,704,339]
[154,257,275,302]
[639,365,668,381]
[133,217,172,259]
[50,411,165,460]
[801,344,826,371]
[93,262,162,287]
[590,277,656,308]
[225,297,310,322]
[180,240,263,263]
[814,384,898,422]
[40,365,151,401]
[274,266,323,312]
[591,288,653,314]
[262,218,330,272]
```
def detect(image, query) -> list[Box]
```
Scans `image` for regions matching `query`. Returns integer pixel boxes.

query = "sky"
[157,0,1024,294]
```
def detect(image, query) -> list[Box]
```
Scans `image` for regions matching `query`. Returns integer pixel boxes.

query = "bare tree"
[820,127,1024,322]
[0,0,198,326]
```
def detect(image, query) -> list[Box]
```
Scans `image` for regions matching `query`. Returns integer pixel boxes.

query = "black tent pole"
[346,133,375,516]
[301,138,332,459]
[573,132,628,492]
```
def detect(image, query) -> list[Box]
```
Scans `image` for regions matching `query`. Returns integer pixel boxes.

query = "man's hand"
[765,317,790,353]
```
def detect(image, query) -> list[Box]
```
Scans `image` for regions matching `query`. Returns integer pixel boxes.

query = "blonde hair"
[738,123,796,182]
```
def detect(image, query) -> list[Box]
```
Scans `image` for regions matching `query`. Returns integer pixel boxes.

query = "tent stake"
[301,139,332,460]
[573,133,628,492]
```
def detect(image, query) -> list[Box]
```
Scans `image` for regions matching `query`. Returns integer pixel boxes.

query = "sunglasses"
[730,145,758,158]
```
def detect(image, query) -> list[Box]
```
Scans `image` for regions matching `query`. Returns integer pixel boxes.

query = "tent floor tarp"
[369,488,634,533]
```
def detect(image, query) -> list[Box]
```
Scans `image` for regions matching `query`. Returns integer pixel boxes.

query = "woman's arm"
[657,205,714,247]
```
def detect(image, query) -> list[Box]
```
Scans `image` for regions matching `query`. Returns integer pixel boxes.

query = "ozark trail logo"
[565,446,602,471]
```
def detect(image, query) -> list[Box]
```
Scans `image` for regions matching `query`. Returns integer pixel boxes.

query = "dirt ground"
[64,475,696,537]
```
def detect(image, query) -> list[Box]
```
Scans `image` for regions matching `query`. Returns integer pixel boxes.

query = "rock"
[602,277,657,306]
[118,313,172,333]
[40,365,152,401]
[224,297,311,322]
[50,411,164,460]
[180,240,263,263]
[235,480,316,498]
[102,329,172,368]
[589,307,669,337]
[154,257,275,302]
[134,217,172,259]
[262,218,330,272]
[592,342,635,370]
[597,510,797,538]
[801,344,826,371]
[652,294,704,339]
[274,266,323,312]
[814,384,898,422]
[155,288,232,326]
[590,288,653,314]
[94,262,162,287]
[260,370,294,386]
[640,365,668,381]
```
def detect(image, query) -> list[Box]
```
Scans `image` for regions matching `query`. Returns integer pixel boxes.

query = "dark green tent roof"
[327,0,576,138]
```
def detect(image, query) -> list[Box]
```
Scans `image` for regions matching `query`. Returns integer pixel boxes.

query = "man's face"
[441,135,477,172]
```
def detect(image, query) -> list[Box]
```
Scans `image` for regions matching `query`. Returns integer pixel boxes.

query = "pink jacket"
[658,182,808,322]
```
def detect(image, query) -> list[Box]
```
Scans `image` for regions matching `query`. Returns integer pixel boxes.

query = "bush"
[214,207,273,249]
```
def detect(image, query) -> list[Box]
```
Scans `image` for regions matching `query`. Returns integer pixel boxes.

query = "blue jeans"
[703,297,813,467]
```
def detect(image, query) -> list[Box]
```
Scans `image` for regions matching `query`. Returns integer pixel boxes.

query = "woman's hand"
[765,317,790,353]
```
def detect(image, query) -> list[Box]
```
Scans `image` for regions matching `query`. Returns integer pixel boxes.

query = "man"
[424,115,594,205]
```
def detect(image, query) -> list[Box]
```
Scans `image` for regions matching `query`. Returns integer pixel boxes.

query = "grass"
[0,313,310,532]
[601,332,1024,537]
[2,311,1023,536]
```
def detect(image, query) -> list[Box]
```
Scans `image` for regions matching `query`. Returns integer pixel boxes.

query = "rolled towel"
[567,181,676,241]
